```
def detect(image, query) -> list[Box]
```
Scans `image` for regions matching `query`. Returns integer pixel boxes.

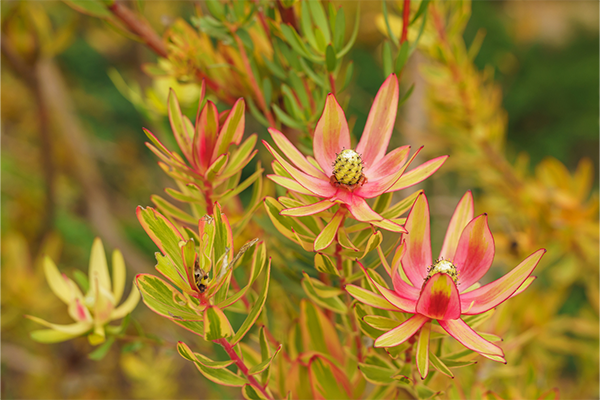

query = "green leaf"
[301,274,347,314]
[248,345,282,375]
[395,41,410,74]
[360,231,383,259]
[214,98,245,160]
[218,134,257,181]
[398,83,415,107]
[314,211,345,251]
[205,0,225,19]
[272,104,305,129]
[246,97,270,128]
[340,61,354,92]
[88,336,115,360]
[333,7,345,50]
[280,24,314,61]
[382,41,393,78]
[262,55,287,80]
[135,274,203,322]
[237,28,254,52]
[381,0,398,45]
[262,78,272,108]
[354,303,386,339]
[299,58,325,87]
[410,0,430,24]
[204,306,233,341]
[136,207,187,282]
[194,359,247,387]
[336,6,359,58]
[242,384,268,400]
[325,44,337,72]
[381,190,421,219]
[314,253,340,276]
[63,0,112,18]
[206,154,229,182]
[429,352,454,378]
[359,362,395,385]
[167,89,192,157]
[230,260,271,345]
[346,285,395,311]
[416,321,431,379]
[300,1,318,52]
[309,357,350,399]
[308,1,331,44]
[363,315,401,331]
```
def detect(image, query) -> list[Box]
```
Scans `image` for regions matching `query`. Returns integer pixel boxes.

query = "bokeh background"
[2,1,598,398]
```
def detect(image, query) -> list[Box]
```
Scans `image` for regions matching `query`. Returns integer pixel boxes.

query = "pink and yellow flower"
[263,74,448,250]
[348,191,545,373]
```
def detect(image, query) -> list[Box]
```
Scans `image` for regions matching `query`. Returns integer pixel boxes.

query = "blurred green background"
[1,1,598,398]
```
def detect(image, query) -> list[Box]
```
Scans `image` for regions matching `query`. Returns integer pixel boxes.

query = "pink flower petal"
[401,193,432,287]
[355,147,421,199]
[269,128,327,179]
[416,273,461,320]
[280,199,336,217]
[454,214,495,289]
[387,155,449,192]
[341,195,407,233]
[356,74,399,167]
[392,270,420,299]
[438,318,505,361]
[267,174,314,195]
[440,191,474,262]
[313,94,351,173]
[358,262,417,313]
[263,141,336,198]
[460,249,545,315]
[363,145,410,180]
[374,314,429,348]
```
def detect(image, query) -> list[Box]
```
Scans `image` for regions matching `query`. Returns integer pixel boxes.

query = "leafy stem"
[215,338,274,400]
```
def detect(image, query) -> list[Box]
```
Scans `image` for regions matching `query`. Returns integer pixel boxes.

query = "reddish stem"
[232,33,276,127]
[107,1,168,58]
[216,338,274,400]
[328,74,337,97]
[400,0,411,45]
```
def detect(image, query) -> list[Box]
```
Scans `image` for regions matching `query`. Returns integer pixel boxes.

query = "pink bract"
[348,191,546,368]
[263,74,448,250]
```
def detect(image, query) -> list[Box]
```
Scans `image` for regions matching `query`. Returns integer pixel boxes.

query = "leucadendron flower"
[27,238,140,345]
[263,74,448,250]
[348,191,546,376]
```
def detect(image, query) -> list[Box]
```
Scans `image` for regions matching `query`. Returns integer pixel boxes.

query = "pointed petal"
[392,270,420,299]
[89,238,111,294]
[313,94,351,173]
[438,318,505,361]
[43,256,71,304]
[269,128,326,179]
[26,316,92,335]
[387,155,449,192]
[401,193,432,287]
[510,276,536,298]
[461,249,545,315]
[194,100,219,171]
[454,214,495,289]
[267,174,314,195]
[263,141,336,198]
[112,249,126,304]
[374,314,429,348]
[110,282,141,320]
[341,195,407,233]
[363,145,410,179]
[440,191,474,261]
[356,147,421,198]
[281,199,336,217]
[356,74,399,166]
[314,210,345,251]
[358,262,417,313]
[416,273,461,320]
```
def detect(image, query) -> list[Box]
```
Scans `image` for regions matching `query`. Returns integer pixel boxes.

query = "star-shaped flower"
[263,74,448,250]
[348,191,546,377]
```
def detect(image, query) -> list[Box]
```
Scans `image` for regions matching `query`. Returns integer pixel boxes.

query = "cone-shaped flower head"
[27,238,140,345]
[264,74,448,246]
[348,191,546,375]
